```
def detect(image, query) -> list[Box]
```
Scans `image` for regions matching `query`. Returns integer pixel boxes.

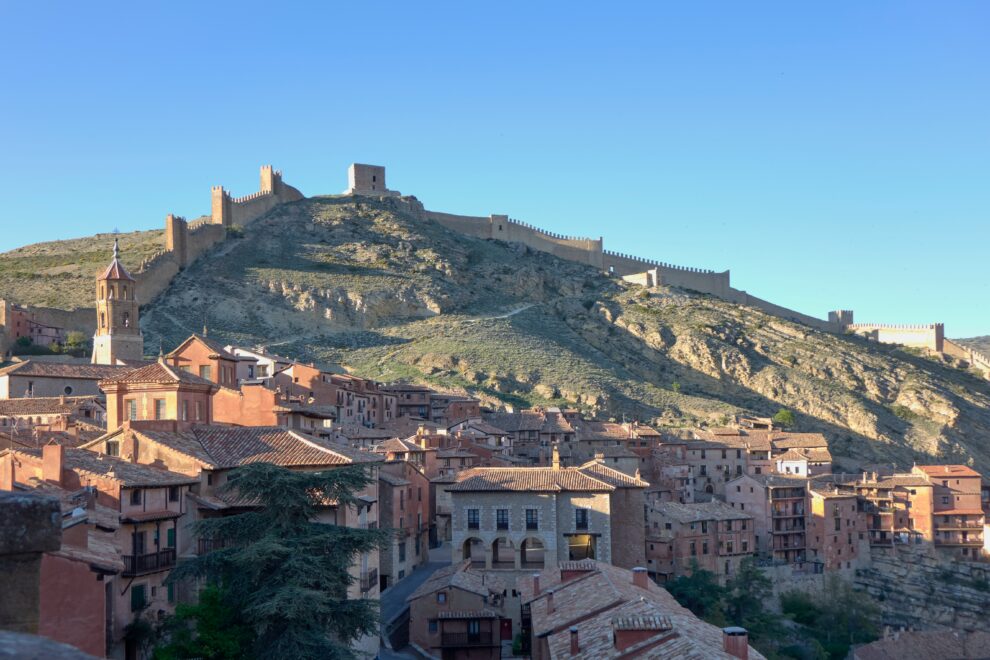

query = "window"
[398,542,406,562]
[130,584,146,612]
[167,528,175,548]
[199,365,212,380]
[63,385,73,395]
[497,509,509,530]
[169,486,179,502]
[195,401,203,421]
[400,490,404,511]
[437,592,447,604]
[153,399,166,420]
[941,496,950,505]
[834,517,841,531]
[702,541,709,555]
[699,465,707,476]
[125,399,137,421]
[123,312,130,328]
[742,540,748,552]
[575,508,589,530]
[526,509,539,530]
[664,522,671,530]
[167,583,175,604]
[106,440,120,457]
[418,487,422,502]
[181,400,189,421]
[754,466,762,474]
[690,541,697,556]
[736,465,743,475]
[207,473,214,486]
[701,521,708,534]
[429,619,438,634]
[726,541,733,553]
[130,489,142,506]
[722,450,727,459]
[467,509,480,530]
[741,520,747,530]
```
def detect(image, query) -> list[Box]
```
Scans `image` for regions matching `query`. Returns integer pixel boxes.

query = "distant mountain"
[4,196,990,473]
[958,336,990,356]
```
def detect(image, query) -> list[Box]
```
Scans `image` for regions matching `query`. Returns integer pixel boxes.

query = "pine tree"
[165,462,387,660]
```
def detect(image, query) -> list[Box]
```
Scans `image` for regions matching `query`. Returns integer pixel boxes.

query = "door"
[500,618,512,641]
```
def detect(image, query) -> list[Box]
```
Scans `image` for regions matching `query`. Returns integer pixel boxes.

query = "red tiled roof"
[915,465,982,478]
[100,257,135,282]
[3,447,197,487]
[100,360,216,387]
[448,462,648,493]
[0,360,134,380]
[0,396,101,416]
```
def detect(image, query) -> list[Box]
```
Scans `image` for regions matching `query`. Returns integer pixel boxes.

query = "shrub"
[772,408,796,427]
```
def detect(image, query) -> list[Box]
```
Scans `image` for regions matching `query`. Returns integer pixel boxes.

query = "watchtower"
[92,240,144,364]
[828,310,855,328]
[346,164,399,196]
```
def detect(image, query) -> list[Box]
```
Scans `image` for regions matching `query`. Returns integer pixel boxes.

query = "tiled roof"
[578,461,649,488]
[189,426,383,468]
[767,432,829,450]
[3,447,197,487]
[484,411,545,433]
[374,437,426,453]
[577,421,633,441]
[406,560,506,603]
[15,478,118,531]
[379,471,410,486]
[437,449,478,459]
[915,464,982,478]
[101,425,383,469]
[852,630,990,660]
[0,360,133,380]
[776,447,833,463]
[167,334,237,360]
[335,425,397,441]
[100,360,216,387]
[448,463,647,492]
[0,396,101,416]
[460,421,508,436]
[522,561,761,659]
[650,500,753,524]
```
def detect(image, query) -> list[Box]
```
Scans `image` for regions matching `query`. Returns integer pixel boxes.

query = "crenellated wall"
[844,323,945,352]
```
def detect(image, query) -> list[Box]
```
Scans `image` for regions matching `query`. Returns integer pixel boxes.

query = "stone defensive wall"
[724,289,836,332]
[845,322,944,352]
[943,338,990,377]
[132,165,303,306]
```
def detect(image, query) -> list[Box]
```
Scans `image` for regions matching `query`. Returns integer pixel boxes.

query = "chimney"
[546,589,555,614]
[532,573,541,596]
[552,445,560,471]
[42,443,65,486]
[570,627,579,655]
[58,394,66,406]
[1,454,14,491]
[632,566,649,589]
[723,627,749,660]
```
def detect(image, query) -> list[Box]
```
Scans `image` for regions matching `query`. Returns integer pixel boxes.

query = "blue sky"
[1,1,987,336]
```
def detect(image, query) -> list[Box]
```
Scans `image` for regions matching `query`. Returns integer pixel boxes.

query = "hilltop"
[2,194,989,473]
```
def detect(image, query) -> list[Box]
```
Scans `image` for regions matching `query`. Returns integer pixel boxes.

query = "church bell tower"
[91,240,144,364]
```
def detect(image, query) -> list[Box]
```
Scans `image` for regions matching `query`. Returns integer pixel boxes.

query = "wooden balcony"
[441,632,496,647]
[360,568,378,593]
[123,549,176,576]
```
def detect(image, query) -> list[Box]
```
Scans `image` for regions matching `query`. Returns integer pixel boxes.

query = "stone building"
[1,443,197,658]
[406,561,508,659]
[91,240,145,365]
[448,449,648,570]
[644,500,755,584]
[914,464,985,558]
[379,460,431,590]
[806,486,868,572]
[516,561,762,659]
[725,474,809,564]
[0,360,132,399]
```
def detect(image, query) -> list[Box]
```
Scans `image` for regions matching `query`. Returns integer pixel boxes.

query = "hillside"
[0,228,166,309]
[134,195,989,473]
[4,195,990,473]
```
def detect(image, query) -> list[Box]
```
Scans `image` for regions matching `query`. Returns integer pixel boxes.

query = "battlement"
[847,322,944,331]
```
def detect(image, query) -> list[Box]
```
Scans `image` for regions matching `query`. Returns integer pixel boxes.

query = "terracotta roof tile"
[3,446,197,487]
[0,396,101,416]
[915,464,982,478]
[0,360,134,380]
[100,361,216,387]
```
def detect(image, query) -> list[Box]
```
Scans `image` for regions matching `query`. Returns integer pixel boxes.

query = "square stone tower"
[346,164,399,196]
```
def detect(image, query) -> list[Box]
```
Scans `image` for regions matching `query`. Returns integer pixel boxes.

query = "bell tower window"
[123,312,130,328]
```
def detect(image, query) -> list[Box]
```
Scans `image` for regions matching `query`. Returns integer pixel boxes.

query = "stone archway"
[491,537,515,569]
[521,537,546,569]
[462,537,485,567]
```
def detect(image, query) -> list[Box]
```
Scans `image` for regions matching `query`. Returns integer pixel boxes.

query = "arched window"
[122,286,128,299]
[108,286,114,299]
[64,385,73,395]
[123,312,130,328]
[100,312,105,328]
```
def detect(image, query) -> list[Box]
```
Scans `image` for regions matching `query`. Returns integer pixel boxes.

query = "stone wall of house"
[854,544,990,632]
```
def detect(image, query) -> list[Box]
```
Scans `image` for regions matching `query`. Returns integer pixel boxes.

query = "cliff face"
[5,195,990,472]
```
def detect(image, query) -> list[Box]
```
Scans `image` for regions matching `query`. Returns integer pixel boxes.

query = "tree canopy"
[163,462,387,660]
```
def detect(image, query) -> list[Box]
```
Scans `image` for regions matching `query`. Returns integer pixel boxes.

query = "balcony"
[441,632,496,647]
[197,537,233,555]
[123,549,176,576]
[360,569,378,593]
[935,521,983,530]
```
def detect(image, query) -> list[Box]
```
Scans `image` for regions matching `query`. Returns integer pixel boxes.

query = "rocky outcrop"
[855,545,990,632]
